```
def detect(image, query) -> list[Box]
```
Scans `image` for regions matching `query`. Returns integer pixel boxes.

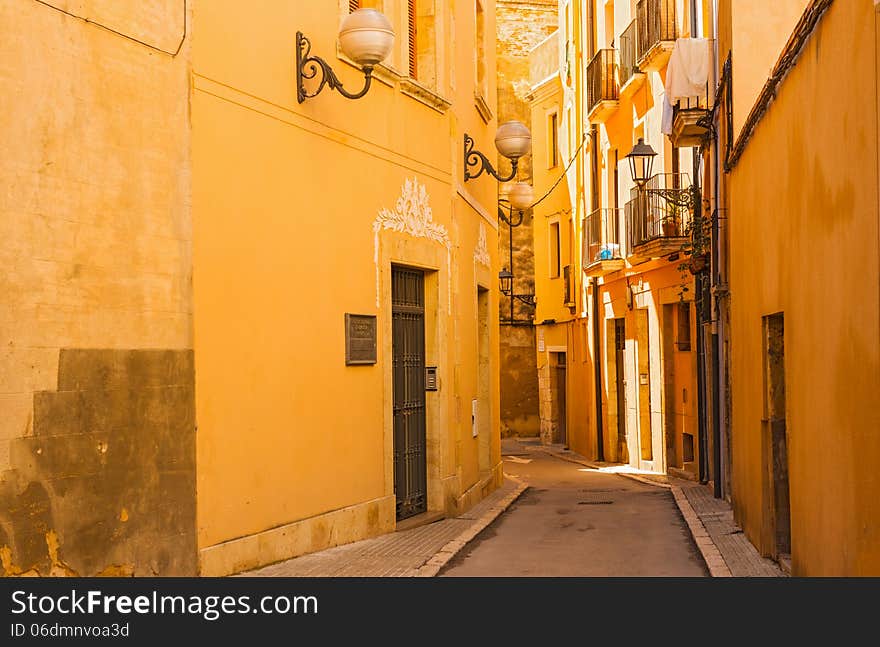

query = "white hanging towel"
[662,37,710,135]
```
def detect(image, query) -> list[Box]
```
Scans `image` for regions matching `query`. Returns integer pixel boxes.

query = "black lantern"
[498,269,513,296]
[625,137,658,187]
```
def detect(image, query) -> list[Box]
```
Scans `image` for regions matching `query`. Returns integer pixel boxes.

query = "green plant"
[676,210,712,301]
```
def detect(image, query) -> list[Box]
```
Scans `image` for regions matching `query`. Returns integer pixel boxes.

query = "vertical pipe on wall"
[696,273,709,483]
[708,0,729,499]
[592,277,605,461]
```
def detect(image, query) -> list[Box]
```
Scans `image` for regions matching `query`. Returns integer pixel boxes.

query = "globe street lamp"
[296,9,394,103]
[464,121,532,183]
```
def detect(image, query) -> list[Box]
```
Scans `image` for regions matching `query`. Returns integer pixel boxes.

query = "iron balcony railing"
[636,0,678,65]
[673,94,711,118]
[626,174,693,250]
[587,48,619,114]
[584,208,623,265]
[619,20,640,87]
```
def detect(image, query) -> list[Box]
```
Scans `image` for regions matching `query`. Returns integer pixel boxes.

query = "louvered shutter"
[408,0,417,78]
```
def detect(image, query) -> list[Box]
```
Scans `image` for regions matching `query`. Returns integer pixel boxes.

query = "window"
[549,112,559,168]
[475,0,487,99]
[346,1,438,92]
[550,221,561,278]
[413,1,439,89]
[676,302,692,351]
[349,0,383,12]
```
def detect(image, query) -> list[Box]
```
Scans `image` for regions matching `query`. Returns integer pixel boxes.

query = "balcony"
[671,95,711,148]
[626,174,693,263]
[587,49,619,124]
[584,208,625,277]
[619,20,645,97]
[636,0,678,71]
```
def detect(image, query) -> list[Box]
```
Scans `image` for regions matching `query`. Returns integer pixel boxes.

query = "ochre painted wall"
[0,1,195,575]
[728,0,880,575]
[192,0,503,574]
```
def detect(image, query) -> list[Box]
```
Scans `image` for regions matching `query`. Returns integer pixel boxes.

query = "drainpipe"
[709,0,727,499]
[592,277,605,461]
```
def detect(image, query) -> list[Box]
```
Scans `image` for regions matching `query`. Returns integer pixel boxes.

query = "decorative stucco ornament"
[374,177,452,307]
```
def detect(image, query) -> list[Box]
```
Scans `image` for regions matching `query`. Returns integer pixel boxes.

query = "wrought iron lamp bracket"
[513,293,537,307]
[650,185,700,209]
[296,32,374,103]
[498,205,525,228]
[464,134,518,182]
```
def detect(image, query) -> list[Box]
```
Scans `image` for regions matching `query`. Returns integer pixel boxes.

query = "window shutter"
[349,0,360,12]
[408,0,418,78]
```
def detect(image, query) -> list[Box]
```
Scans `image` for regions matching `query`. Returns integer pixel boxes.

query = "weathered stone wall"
[500,325,540,437]
[0,1,195,575]
[0,350,196,576]
[497,0,558,437]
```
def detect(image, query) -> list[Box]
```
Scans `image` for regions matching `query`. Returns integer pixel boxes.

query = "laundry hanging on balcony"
[662,38,711,136]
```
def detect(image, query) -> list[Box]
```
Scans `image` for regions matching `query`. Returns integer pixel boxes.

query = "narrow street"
[441,439,709,577]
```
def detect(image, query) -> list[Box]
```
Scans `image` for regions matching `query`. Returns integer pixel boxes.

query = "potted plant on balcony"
[675,209,712,300]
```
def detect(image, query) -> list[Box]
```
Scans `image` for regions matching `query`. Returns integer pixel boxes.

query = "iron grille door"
[391,267,427,520]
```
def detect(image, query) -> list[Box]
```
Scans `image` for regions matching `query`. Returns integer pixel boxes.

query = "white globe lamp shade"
[494,121,532,160]
[508,182,535,211]
[338,9,395,67]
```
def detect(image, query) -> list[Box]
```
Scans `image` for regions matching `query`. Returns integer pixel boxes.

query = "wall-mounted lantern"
[464,121,532,183]
[625,137,658,188]
[624,137,699,210]
[296,9,394,103]
[498,268,514,296]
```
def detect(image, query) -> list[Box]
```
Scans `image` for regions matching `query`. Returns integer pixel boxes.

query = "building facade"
[529,0,880,576]
[1,0,504,576]
[530,0,711,470]
[721,0,880,575]
[495,0,558,439]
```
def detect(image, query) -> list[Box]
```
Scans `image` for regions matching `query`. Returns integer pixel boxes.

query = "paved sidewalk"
[537,442,785,577]
[240,479,527,577]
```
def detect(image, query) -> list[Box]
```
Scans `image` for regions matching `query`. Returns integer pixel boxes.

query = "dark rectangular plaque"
[345,314,377,365]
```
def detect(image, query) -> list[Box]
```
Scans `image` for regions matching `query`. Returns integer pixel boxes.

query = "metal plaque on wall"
[345,314,377,365]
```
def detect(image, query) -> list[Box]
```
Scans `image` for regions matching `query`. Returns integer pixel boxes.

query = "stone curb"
[535,445,733,578]
[414,478,529,577]
[670,486,732,577]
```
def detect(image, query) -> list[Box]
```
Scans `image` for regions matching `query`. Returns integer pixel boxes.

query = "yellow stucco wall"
[727,0,880,575]
[191,0,503,574]
[719,0,809,139]
[1,1,196,575]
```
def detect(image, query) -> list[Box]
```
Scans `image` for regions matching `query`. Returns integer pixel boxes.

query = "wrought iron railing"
[636,0,678,65]
[587,48,619,114]
[626,174,693,250]
[674,94,710,118]
[619,20,640,87]
[584,208,623,265]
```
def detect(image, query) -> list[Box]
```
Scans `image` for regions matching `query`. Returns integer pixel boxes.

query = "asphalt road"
[440,439,709,577]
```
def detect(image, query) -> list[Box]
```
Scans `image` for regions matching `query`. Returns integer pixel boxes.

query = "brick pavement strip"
[242,478,528,578]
